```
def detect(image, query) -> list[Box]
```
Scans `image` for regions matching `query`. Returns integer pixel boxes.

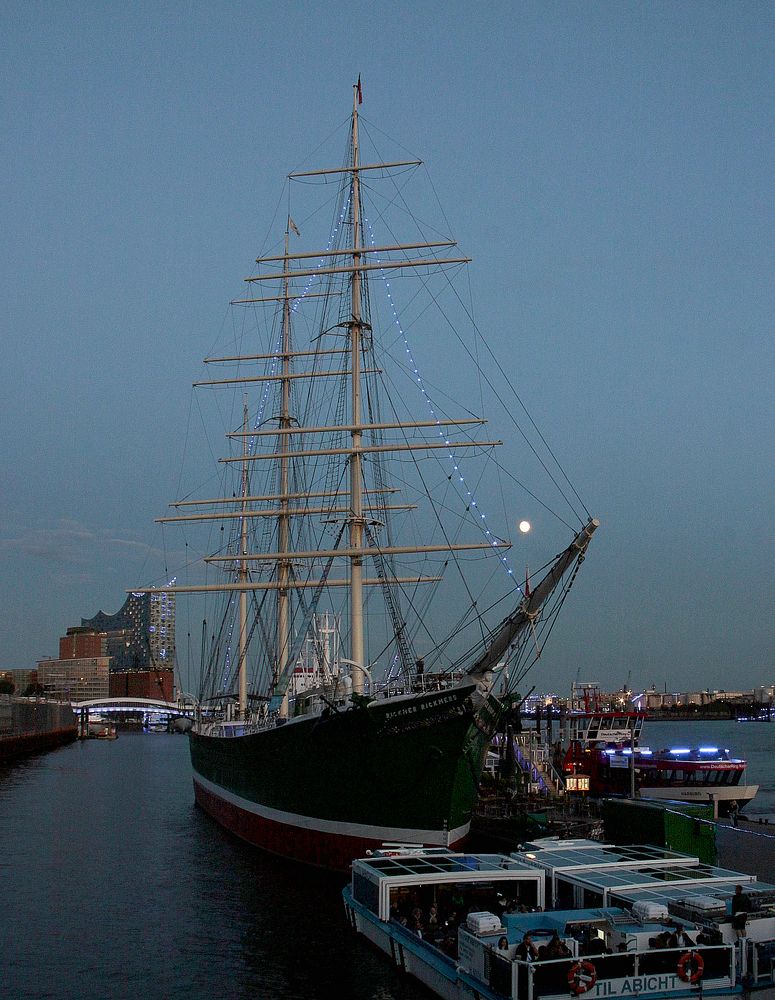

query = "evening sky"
[1,2,773,695]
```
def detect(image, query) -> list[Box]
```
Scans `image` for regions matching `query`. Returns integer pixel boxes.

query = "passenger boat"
[561,692,757,815]
[344,839,775,1000]
[133,81,599,870]
[561,714,758,815]
[90,723,118,740]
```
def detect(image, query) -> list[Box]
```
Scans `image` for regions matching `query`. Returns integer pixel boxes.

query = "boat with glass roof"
[343,839,775,1000]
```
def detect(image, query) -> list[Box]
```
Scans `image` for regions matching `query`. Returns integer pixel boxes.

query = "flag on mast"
[289,217,301,237]
[357,75,363,105]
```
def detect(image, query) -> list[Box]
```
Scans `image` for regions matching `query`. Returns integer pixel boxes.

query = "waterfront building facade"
[0,669,38,695]
[109,668,174,701]
[59,628,104,660]
[81,591,176,670]
[36,657,110,701]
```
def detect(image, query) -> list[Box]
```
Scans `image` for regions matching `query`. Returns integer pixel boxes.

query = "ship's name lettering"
[383,695,456,722]
[592,975,678,996]
[381,706,467,735]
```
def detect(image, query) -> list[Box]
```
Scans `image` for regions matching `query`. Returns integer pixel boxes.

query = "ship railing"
[197,713,274,738]
[751,939,775,986]
[501,944,735,1000]
[373,671,468,699]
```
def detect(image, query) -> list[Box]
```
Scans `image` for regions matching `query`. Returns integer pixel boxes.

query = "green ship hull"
[190,683,500,870]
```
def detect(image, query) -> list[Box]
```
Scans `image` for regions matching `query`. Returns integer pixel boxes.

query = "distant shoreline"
[645,709,773,722]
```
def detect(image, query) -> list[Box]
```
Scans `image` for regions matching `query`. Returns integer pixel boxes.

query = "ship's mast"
[349,83,365,694]
[134,86,515,705]
[276,225,293,717]
[238,398,249,717]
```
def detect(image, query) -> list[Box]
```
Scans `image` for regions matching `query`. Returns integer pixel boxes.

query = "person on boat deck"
[516,933,538,962]
[497,936,510,953]
[409,907,424,937]
[668,925,694,949]
[548,931,571,958]
[731,885,752,938]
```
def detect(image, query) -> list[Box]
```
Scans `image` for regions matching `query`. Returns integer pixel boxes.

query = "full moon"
[519,520,531,533]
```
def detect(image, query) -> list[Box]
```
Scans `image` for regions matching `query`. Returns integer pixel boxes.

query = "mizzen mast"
[238,399,250,717]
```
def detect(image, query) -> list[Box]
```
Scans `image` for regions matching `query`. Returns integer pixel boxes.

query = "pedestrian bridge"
[70,696,197,735]
[71,696,197,714]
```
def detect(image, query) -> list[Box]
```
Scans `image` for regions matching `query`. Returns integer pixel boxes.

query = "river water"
[1,720,772,999]
[0,732,427,1000]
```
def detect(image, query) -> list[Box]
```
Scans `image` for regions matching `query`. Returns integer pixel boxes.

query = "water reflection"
[0,733,426,1000]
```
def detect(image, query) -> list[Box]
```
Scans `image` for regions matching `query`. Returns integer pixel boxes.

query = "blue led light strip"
[363,215,521,594]
[249,193,353,447]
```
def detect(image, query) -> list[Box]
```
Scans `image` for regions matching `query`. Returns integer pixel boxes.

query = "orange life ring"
[568,960,597,994]
[677,951,704,983]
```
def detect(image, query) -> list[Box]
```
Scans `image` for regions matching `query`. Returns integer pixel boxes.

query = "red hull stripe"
[192,773,469,870]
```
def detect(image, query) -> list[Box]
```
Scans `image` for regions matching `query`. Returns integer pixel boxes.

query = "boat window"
[352,872,379,914]
[386,878,538,941]
[556,881,575,909]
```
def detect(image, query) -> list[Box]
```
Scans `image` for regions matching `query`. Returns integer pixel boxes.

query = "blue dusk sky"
[1,2,773,695]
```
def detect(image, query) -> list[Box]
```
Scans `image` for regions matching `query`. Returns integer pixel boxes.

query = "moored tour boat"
[344,840,775,1000]
[134,81,599,870]
[561,702,758,815]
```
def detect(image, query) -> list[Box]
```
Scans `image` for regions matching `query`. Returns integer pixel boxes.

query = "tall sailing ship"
[135,83,599,870]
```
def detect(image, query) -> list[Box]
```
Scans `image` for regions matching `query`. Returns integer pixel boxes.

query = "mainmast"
[276,224,293,717]
[348,82,366,695]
